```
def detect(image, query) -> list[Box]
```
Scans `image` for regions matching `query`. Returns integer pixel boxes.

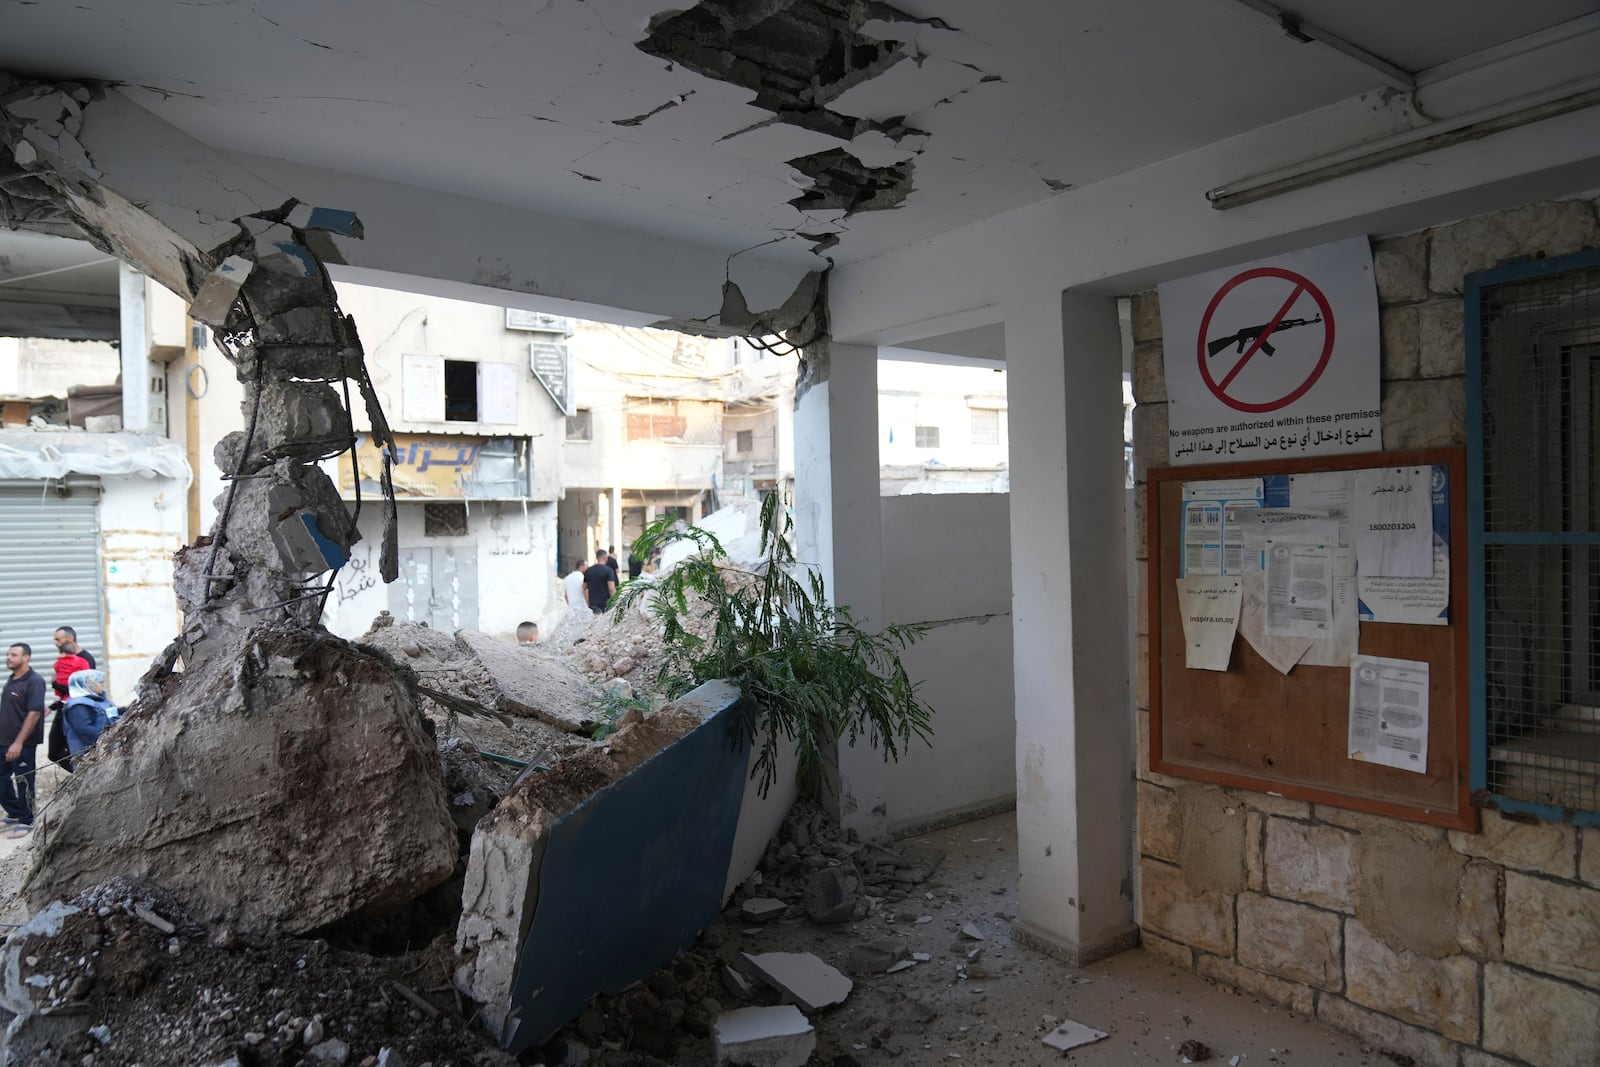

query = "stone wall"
[1131,194,1600,1067]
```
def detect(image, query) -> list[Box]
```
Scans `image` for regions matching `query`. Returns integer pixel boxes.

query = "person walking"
[1,643,46,838]
[62,668,117,757]
[585,550,617,614]
[48,626,96,773]
[564,560,588,611]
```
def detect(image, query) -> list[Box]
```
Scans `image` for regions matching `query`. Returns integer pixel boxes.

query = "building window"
[443,360,478,422]
[567,409,593,441]
[914,425,940,448]
[736,429,754,453]
[625,397,720,445]
[1469,250,1600,822]
[424,502,469,537]
[970,407,1000,446]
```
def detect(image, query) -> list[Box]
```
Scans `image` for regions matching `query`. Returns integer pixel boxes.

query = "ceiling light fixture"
[1206,80,1600,211]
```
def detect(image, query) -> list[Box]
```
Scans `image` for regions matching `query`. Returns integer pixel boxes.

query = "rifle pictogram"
[1206,314,1323,358]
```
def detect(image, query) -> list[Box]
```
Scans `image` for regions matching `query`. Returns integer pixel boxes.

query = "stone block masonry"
[1130,193,1600,1067]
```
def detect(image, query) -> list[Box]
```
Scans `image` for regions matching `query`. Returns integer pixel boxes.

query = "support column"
[1005,287,1136,964]
[792,343,886,840]
[118,263,153,433]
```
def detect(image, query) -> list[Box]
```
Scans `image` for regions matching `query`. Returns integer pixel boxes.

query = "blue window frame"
[1467,247,1600,826]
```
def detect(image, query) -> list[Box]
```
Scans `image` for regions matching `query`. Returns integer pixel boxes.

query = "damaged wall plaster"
[0,72,401,674]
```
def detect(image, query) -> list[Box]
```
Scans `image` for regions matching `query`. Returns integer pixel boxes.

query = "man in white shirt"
[563,560,588,611]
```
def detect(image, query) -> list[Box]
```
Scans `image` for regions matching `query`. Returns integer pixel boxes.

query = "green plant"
[610,492,933,796]
[588,688,652,741]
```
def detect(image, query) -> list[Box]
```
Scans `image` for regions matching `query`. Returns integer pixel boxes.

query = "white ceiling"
[0,230,120,339]
[3,0,1594,277]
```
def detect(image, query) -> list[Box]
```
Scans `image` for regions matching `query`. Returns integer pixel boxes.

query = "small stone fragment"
[1178,1038,1212,1062]
[960,923,986,941]
[741,897,788,923]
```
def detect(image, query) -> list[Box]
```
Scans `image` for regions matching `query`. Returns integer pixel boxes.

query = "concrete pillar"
[118,262,152,433]
[792,343,886,840]
[1005,287,1136,964]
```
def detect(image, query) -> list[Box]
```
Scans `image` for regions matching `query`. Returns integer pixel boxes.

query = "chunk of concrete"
[188,254,254,326]
[1042,1019,1108,1051]
[742,952,853,1012]
[25,626,457,938]
[802,866,856,923]
[847,940,908,975]
[741,897,788,923]
[713,1005,815,1067]
[456,630,598,733]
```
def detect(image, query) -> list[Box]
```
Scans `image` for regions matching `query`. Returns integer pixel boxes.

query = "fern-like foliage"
[609,491,933,797]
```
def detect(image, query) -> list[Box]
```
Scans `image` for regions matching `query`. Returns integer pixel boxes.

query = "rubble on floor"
[24,625,457,939]
[0,878,516,1067]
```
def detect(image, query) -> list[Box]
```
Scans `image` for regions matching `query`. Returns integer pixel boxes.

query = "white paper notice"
[1352,467,1432,577]
[1177,576,1242,671]
[1348,655,1430,773]
[1358,537,1449,625]
[1181,479,1263,576]
[1300,575,1359,667]
[1238,566,1311,674]
[1289,470,1356,576]
[1264,522,1337,639]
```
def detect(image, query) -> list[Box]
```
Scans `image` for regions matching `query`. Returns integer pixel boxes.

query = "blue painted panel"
[503,697,752,1053]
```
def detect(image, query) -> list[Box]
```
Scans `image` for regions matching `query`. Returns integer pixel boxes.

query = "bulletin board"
[1148,447,1475,830]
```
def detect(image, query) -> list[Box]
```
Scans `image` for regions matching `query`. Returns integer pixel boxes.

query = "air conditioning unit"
[505,308,574,335]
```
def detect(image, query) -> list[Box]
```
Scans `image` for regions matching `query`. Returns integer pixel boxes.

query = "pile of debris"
[530,800,950,1066]
[730,801,945,926]
[0,879,515,1067]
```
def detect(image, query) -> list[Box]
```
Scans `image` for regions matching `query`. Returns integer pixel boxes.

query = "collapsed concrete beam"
[0,72,401,669]
[23,626,457,939]
[454,680,794,1053]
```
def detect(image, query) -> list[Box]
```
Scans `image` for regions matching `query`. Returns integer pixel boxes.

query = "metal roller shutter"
[0,478,104,667]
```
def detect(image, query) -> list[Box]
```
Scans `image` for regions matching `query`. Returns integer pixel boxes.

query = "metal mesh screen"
[1479,263,1600,813]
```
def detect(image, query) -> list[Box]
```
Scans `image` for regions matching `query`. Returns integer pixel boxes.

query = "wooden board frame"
[1148,447,1476,830]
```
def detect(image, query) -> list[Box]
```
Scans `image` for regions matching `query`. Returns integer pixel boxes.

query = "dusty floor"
[737,812,1391,1067]
[1,760,1399,1066]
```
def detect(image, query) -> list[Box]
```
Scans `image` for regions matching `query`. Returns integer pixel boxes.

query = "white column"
[118,262,151,433]
[792,343,886,839]
[1006,287,1136,963]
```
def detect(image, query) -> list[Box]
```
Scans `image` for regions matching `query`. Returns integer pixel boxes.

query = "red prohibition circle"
[1196,267,1335,413]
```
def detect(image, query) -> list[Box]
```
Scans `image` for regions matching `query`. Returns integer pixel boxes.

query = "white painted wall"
[878,360,1008,471]
[333,281,570,501]
[879,493,1014,831]
[559,322,732,494]
[99,475,185,704]
[320,499,560,641]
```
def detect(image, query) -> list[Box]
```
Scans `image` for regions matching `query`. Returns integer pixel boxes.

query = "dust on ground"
[546,809,1416,1067]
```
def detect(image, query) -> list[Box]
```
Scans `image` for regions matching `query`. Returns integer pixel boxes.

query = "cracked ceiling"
[0,0,1591,317]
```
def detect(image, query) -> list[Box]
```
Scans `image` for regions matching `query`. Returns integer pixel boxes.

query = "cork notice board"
[1148,447,1474,830]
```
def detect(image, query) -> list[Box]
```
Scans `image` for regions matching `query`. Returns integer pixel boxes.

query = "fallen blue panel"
[503,691,751,1053]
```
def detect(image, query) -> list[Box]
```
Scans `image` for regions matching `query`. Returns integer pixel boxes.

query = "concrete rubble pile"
[359,614,600,737]
[24,626,459,939]
[0,878,518,1067]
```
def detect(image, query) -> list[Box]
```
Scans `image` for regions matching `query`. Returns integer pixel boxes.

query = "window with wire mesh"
[566,409,593,441]
[424,502,469,537]
[914,425,940,448]
[625,397,721,445]
[970,407,1000,446]
[1477,260,1600,817]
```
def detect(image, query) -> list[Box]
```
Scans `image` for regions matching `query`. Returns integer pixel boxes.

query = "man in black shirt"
[1,642,46,831]
[585,550,618,614]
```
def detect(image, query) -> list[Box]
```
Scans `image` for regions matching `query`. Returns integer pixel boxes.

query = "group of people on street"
[0,626,118,840]
[564,544,660,616]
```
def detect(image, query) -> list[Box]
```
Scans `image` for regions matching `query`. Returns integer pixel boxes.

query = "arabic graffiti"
[335,544,377,604]
[387,440,481,473]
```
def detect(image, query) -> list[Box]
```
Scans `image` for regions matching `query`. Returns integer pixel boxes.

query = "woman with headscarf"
[62,669,117,757]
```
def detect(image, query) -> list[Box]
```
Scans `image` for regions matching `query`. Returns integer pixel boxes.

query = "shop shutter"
[0,478,104,666]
